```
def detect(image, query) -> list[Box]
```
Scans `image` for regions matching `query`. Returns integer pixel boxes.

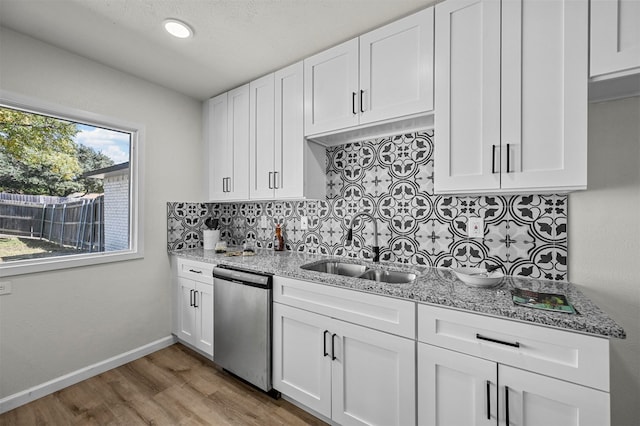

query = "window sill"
[0,249,144,277]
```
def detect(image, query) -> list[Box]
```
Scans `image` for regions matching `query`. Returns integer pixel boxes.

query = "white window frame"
[0,90,144,277]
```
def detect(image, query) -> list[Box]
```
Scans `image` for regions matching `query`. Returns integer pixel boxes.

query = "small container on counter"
[274,224,284,251]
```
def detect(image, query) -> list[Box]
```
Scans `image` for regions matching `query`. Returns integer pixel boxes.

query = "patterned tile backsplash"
[167,131,568,281]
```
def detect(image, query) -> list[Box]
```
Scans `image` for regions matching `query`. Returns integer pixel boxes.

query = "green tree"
[76,144,114,193]
[0,107,114,196]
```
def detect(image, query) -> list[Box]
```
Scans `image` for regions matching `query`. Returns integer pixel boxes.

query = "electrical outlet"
[260,216,268,229]
[468,217,484,238]
[300,216,308,230]
[0,281,12,296]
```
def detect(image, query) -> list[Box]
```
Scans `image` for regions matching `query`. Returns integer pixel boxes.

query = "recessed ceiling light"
[163,19,193,39]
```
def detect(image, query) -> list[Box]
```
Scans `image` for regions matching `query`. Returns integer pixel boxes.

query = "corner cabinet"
[590,0,640,79]
[249,62,326,200]
[304,7,434,137]
[172,258,214,359]
[434,0,588,194]
[589,0,640,101]
[417,304,611,426]
[272,276,416,426]
[206,84,250,201]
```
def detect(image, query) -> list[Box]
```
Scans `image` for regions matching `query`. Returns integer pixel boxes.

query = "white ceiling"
[0,0,436,101]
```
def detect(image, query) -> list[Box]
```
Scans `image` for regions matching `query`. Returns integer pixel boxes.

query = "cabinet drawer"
[176,258,214,284]
[417,304,609,391]
[274,276,415,339]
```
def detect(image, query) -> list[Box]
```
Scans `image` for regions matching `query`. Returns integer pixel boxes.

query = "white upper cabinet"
[434,0,588,194]
[359,8,434,125]
[589,0,640,101]
[304,7,434,137]
[207,84,250,201]
[304,39,360,136]
[249,73,276,200]
[590,0,640,78]
[207,93,229,201]
[249,62,326,200]
[434,0,501,193]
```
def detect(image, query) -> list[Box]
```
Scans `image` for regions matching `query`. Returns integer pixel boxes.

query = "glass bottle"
[274,224,284,251]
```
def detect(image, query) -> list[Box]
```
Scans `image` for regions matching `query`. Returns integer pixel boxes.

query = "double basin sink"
[300,260,417,284]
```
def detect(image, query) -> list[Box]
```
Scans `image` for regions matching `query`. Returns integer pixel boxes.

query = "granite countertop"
[171,248,626,339]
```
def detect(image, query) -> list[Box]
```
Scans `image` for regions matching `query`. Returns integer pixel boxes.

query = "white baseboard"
[0,335,176,414]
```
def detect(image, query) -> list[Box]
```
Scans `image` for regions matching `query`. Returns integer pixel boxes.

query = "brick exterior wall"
[103,173,129,251]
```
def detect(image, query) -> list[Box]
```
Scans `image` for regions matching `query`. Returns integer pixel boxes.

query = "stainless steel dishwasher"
[212,265,278,396]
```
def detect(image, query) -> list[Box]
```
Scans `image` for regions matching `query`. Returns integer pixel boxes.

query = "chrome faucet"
[346,212,380,263]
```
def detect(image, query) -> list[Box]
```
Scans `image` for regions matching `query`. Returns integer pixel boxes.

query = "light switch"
[300,216,308,230]
[468,217,484,238]
[260,216,268,229]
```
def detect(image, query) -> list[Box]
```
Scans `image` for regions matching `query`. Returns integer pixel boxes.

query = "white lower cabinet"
[418,343,610,426]
[173,259,214,359]
[418,343,496,426]
[499,364,609,426]
[272,279,416,426]
[417,304,611,426]
[272,303,332,417]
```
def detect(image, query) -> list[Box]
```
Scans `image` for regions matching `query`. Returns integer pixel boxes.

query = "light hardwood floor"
[1,343,327,425]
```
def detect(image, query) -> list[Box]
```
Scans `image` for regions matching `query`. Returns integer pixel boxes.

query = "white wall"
[0,28,204,399]
[570,96,640,425]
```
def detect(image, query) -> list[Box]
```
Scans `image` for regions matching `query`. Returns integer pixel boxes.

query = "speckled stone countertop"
[172,248,626,339]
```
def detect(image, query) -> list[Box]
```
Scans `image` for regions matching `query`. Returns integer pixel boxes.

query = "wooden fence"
[0,194,105,252]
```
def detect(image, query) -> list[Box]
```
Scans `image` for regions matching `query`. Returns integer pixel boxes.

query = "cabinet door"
[499,365,610,426]
[207,93,229,200]
[331,319,416,426]
[272,303,332,418]
[274,62,305,199]
[359,7,434,124]
[500,0,587,191]
[249,74,276,200]
[418,343,496,426]
[590,0,640,78]
[227,84,250,200]
[194,282,214,358]
[434,0,501,193]
[304,38,359,135]
[176,277,196,345]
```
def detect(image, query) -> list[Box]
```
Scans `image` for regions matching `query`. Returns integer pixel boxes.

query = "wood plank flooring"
[1,343,327,426]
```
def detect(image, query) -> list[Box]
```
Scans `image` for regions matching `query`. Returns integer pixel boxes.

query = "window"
[0,91,143,276]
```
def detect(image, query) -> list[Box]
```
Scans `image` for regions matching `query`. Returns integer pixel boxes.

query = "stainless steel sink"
[300,260,417,284]
[358,269,416,284]
[300,261,367,277]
